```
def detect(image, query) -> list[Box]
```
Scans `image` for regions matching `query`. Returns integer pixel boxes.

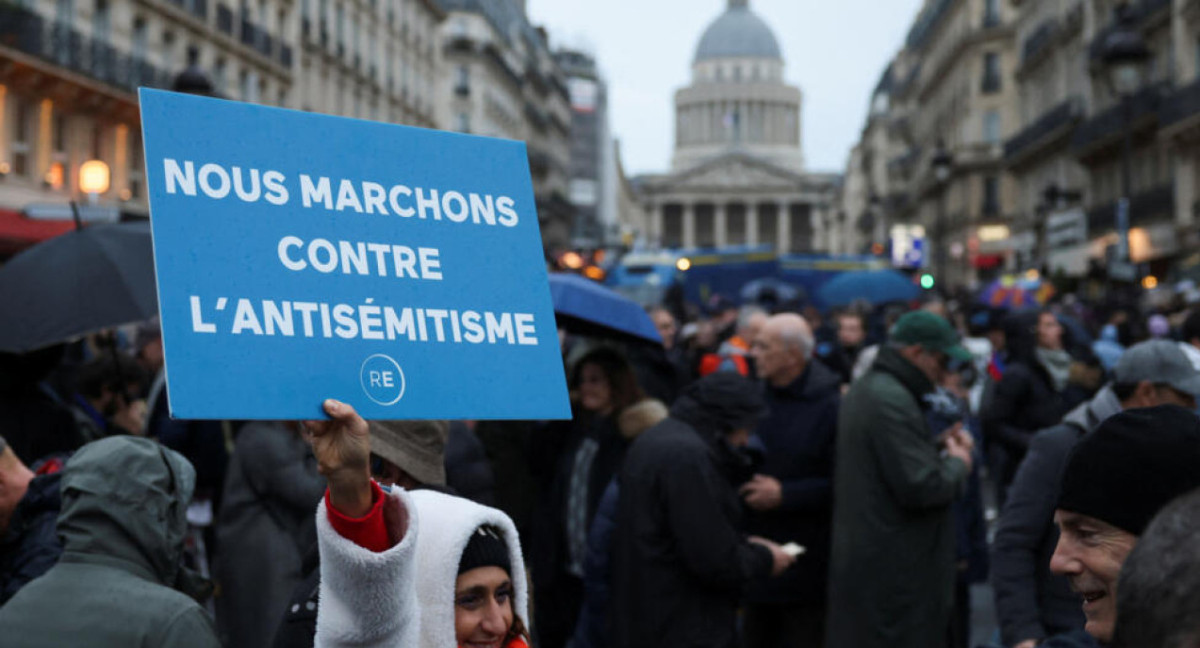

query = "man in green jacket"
[0,436,219,647]
[826,310,975,648]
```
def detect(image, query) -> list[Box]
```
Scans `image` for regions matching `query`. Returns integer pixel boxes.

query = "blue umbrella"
[816,269,921,309]
[548,273,662,345]
[740,277,804,305]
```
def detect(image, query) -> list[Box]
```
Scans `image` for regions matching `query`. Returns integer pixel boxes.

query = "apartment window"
[983,0,1000,27]
[55,0,72,26]
[455,64,469,94]
[982,175,1000,216]
[128,131,143,199]
[12,99,31,177]
[162,31,176,73]
[91,0,109,42]
[214,57,226,93]
[53,113,68,154]
[91,123,103,160]
[132,17,147,61]
[982,52,1002,93]
[456,112,470,133]
[982,109,1001,144]
[241,69,260,102]
[336,5,345,55]
[351,13,359,67]
[1195,36,1200,80]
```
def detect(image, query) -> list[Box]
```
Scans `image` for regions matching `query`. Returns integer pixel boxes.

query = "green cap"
[890,311,973,362]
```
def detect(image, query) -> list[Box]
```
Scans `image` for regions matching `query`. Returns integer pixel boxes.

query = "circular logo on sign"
[360,354,406,406]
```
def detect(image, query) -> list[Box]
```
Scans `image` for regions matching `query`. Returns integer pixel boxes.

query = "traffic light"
[920,274,936,290]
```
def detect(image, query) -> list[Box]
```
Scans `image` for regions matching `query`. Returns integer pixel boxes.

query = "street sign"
[140,89,570,421]
[891,224,926,269]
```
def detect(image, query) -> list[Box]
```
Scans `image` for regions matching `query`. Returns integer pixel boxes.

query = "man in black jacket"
[0,435,63,605]
[992,340,1200,648]
[742,313,840,648]
[611,373,794,648]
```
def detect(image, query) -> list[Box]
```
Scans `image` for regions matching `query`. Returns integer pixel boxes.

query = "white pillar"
[777,199,791,254]
[747,201,759,246]
[651,202,664,248]
[683,201,696,249]
[715,202,728,248]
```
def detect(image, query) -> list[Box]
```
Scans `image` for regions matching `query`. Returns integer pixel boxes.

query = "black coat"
[611,417,773,648]
[0,472,63,605]
[743,361,840,606]
[989,387,1121,647]
[529,412,628,648]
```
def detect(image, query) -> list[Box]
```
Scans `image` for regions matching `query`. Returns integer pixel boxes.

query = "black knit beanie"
[458,525,511,576]
[671,372,766,435]
[1057,405,1200,535]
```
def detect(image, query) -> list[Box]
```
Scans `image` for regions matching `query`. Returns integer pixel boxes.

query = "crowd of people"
[2,284,1200,648]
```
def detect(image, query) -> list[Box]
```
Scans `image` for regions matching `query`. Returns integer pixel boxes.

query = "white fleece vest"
[314,487,529,648]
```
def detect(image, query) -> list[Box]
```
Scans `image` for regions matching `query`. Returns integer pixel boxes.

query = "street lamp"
[931,142,953,290]
[79,160,111,203]
[1101,4,1150,268]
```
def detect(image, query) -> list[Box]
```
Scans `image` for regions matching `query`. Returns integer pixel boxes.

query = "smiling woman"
[306,399,532,648]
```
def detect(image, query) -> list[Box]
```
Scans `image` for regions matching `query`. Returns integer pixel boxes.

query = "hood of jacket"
[617,399,669,440]
[409,489,529,648]
[1062,383,1123,433]
[55,436,195,588]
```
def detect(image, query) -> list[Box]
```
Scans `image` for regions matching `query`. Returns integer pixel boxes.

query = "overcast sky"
[525,0,925,177]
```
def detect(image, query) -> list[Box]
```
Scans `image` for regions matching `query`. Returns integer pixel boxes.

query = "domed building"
[640,0,837,253]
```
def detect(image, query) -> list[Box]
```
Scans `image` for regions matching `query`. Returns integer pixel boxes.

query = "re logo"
[359,353,406,406]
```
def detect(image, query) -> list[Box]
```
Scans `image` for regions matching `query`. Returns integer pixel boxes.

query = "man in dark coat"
[1049,405,1200,646]
[741,313,840,647]
[826,311,975,648]
[612,373,794,648]
[991,339,1200,648]
[0,435,63,604]
[0,436,219,647]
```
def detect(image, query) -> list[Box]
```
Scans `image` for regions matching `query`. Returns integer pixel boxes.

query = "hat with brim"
[369,420,449,486]
[890,310,973,362]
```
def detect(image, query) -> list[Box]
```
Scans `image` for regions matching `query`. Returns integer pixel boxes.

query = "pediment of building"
[659,152,806,193]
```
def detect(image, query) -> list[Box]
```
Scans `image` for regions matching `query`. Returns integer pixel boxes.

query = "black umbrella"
[0,220,157,353]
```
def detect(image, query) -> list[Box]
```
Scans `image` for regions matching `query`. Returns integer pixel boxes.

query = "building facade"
[437,0,574,251]
[838,0,1200,285]
[0,0,445,251]
[638,0,838,254]
[555,48,615,247]
[0,0,580,257]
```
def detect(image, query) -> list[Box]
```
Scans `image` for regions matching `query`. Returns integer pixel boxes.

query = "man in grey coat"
[0,436,219,648]
[991,340,1200,648]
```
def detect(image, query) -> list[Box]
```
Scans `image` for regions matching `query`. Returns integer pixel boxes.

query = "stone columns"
[777,199,791,254]
[747,201,759,246]
[714,202,727,248]
[650,201,664,247]
[682,201,696,249]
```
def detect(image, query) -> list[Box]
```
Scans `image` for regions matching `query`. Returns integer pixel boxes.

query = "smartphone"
[781,542,806,558]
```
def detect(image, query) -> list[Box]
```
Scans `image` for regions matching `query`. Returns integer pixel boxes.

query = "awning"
[0,209,75,258]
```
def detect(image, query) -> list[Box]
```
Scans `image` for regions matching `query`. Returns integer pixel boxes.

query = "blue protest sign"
[139,89,570,420]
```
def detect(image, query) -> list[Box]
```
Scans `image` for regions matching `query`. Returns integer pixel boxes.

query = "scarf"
[1036,347,1073,392]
